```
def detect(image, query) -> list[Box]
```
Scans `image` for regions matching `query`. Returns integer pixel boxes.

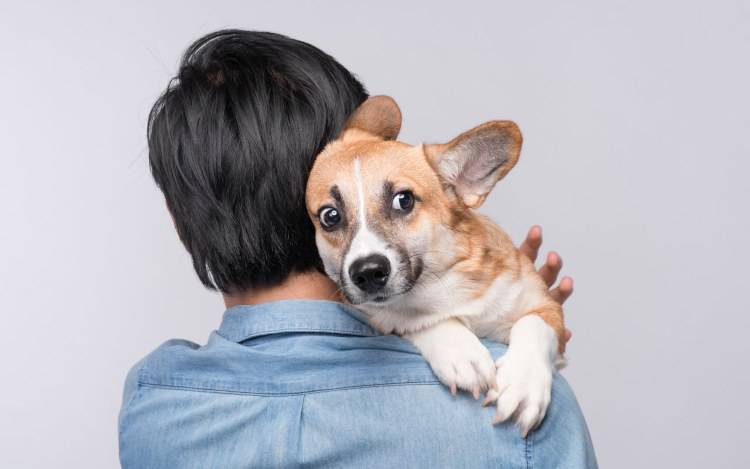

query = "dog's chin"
[344,291,391,306]
[347,284,415,307]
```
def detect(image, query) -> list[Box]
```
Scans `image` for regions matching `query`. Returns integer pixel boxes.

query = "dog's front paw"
[425,339,496,399]
[483,351,553,437]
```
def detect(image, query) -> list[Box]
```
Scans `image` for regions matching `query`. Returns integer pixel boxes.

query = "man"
[120,30,597,468]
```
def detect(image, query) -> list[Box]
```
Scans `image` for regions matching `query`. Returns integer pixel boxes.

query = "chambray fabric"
[119,300,597,468]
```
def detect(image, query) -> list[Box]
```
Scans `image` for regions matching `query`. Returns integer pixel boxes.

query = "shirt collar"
[216,299,378,343]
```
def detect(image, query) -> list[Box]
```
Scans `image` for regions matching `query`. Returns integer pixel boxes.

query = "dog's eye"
[392,191,415,212]
[319,207,341,229]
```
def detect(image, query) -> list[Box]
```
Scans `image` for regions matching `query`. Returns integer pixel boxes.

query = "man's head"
[148,30,368,293]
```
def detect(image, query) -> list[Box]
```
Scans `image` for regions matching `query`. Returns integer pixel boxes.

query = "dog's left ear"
[342,95,402,141]
[424,121,522,208]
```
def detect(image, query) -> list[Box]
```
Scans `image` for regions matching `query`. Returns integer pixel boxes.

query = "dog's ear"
[424,121,522,208]
[342,95,402,141]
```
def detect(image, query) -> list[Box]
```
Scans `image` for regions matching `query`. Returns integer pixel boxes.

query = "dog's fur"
[305,96,566,436]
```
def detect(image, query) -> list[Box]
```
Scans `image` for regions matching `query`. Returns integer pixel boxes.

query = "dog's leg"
[483,310,559,437]
[405,318,496,399]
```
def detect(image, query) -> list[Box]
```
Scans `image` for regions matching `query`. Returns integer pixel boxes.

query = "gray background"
[1,1,748,467]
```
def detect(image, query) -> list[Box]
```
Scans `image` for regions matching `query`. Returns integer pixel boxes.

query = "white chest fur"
[361,271,525,343]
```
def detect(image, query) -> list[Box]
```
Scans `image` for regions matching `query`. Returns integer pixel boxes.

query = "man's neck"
[223,271,342,308]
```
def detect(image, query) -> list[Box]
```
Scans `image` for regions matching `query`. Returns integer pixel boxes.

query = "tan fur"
[305,98,565,350]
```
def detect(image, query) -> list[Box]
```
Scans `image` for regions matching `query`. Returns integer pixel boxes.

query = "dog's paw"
[426,339,496,399]
[483,351,553,438]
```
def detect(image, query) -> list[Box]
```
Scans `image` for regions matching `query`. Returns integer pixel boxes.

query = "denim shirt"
[119,300,597,468]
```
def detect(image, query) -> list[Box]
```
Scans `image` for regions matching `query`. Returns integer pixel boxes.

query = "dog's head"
[306,96,522,305]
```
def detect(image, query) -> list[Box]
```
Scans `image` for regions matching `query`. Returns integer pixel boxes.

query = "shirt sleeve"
[529,373,599,468]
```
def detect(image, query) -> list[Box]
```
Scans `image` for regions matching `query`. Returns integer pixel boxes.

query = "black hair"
[147,30,368,293]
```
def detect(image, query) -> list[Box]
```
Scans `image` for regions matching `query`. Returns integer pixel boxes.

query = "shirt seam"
[137,380,443,396]
[297,393,306,467]
[121,362,148,419]
[216,326,378,343]
[525,428,534,469]
[118,366,148,461]
[118,385,143,437]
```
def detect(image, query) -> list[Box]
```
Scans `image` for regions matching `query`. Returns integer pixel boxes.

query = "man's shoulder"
[122,332,517,396]
[120,332,596,468]
[120,339,197,408]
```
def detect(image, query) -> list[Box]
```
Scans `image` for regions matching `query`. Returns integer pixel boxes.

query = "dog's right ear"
[341,95,402,141]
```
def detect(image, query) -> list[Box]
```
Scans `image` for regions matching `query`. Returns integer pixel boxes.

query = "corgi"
[305,96,566,437]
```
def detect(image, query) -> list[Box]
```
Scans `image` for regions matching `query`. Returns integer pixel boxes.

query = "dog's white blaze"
[353,158,367,227]
[344,159,395,277]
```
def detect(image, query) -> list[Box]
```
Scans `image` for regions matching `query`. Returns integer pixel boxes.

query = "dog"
[305,96,566,437]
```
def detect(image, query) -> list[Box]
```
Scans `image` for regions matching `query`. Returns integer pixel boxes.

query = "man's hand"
[519,225,574,346]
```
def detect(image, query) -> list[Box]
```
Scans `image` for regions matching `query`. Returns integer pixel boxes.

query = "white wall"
[1,1,748,467]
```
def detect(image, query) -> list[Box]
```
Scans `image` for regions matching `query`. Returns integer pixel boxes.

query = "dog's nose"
[349,254,391,293]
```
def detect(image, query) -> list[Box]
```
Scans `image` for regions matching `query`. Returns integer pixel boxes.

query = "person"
[119,29,597,468]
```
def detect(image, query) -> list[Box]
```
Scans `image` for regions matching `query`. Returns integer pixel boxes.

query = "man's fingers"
[550,276,574,305]
[519,225,542,262]
[564,329,572,344]
[538,251,562,287]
